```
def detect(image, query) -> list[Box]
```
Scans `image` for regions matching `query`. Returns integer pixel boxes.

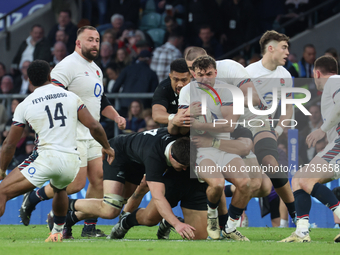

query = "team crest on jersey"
[84,71,89,76]
[255,79,262,85]
[280,78,285,86]
[96,70,100,78]
[215,97,220,105]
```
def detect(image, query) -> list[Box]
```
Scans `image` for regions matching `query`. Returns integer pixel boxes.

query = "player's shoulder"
[217,59,244,70]
[276,66,292,78]
[245,60,261,72]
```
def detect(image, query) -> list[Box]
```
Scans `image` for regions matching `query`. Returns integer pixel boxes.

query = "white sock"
[225,216,238,233]
[207,205,218,218]
[333,206,340,219]
[52,223,65,234]
[280,219,288,228]
[295,219,309,237]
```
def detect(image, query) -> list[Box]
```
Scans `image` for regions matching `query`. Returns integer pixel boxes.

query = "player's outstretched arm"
[0,125,24,179]
[78,107,115,164]
[152,104,171,125]
[147,181,196,240]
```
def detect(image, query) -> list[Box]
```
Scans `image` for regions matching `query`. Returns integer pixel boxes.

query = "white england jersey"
[12,84,85,154]
[51,51,104,140]
[320,75,340,142]
[216,59,268,122]
[179,80,233,140]
[246,60,293,118]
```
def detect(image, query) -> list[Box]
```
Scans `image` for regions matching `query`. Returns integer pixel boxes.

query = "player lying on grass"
[280,56,340,243]
[0,60,115,242]
[62,128,197,240]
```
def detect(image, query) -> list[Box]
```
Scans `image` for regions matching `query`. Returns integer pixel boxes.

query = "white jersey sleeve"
[178,82,191,109]
[51,59,74,88]
[12,103,26,127]
[216,60,251,87]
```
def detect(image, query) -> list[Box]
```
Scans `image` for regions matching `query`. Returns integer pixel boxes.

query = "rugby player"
[0,60,114,242]
[280,56,340,242]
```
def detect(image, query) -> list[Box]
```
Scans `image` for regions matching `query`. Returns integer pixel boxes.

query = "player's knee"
[249,178,262,193]
[101,207,120,219]
[297,178,313,193]
[209,181,225,196]
[235,178,252,194]
[262,155,277,169]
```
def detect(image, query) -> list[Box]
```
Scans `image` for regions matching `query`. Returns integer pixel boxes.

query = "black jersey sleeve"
[144,156,168,183]
[152,78,171,109]
[100,93,112,112]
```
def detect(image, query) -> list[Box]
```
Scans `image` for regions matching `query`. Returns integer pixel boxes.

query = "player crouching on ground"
[64,128,201,240]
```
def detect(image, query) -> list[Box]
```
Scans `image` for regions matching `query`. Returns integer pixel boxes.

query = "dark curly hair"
[27,60,50,87]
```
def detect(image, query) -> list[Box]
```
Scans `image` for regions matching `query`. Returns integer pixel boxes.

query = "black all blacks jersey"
[110,127,186,183]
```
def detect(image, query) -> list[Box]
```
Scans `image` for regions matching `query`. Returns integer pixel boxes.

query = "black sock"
[311,183,340,212]
[123,208,141,230]
[28,187,49,207]
[224,185,233,197]
[294,189,311,220]
[228,204,243,221]
[66,211,80,227]
[84,218,98,226]
[285,201,296,219]
[68,198,77,211]
[207,199,220,209]
[54,215,66,225]
[218,213,228,230]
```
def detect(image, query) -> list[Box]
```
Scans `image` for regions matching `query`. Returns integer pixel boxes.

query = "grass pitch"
[0,225,339,255]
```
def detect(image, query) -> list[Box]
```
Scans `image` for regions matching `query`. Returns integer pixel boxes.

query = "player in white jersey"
[281,56,340,243]
[178,48,272,239]
[19,26,126,238]
[0,60,115,242]
[245,31,296,225]
[170,55,262,241]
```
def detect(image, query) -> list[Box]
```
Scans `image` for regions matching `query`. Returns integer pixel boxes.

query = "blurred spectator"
[0,75,14,95]
[142,108,153,123]
[163,15,183,44]
[122,100,146,133]
[112,50,158,116]
[193,25,223,59]
[248,53,261,65]
[299,104,323,164]
[95,42,115,73]
[111,14,125,35]
[13,60,31,94]
[48,10,78,54]
[82,0,109,25]
[0,62,6,83]
[12,24,52,73]
[324,47,340,74]
[14,136,35,166]
[51,41,68,65]
[135,40,150,56]
[102,29,118,52]
[219,0,257,56]
[114,48,131,70]
[232,55,246,67]
[150,31,183,81]
[55,30,73,54]
[1,99,21,144]
[289,44,316,78]
[105,63,122,93]
[108,0,140,27]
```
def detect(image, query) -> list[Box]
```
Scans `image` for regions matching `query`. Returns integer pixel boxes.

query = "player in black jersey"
[65,128,203,239]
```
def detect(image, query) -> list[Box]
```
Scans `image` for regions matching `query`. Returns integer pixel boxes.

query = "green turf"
[0,225,339,255]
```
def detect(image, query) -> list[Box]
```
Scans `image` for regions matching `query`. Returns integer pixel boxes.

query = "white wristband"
[168,114,175,121]
[275,125,283,136]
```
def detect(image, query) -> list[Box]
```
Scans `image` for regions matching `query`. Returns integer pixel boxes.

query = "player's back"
[13,84,82,154]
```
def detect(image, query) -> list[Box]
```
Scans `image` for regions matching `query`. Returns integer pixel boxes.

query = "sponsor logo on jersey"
[171,100,176,105]
[84,71,89,76]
